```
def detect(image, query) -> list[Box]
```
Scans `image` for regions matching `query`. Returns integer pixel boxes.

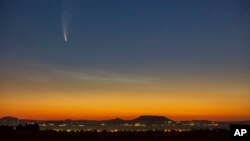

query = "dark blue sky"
[1,0,250,120]
[1,0,249,77]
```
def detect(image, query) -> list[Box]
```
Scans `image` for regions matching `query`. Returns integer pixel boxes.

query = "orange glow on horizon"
[0,70,249,121]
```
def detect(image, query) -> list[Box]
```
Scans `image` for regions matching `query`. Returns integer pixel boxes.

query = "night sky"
[0,0,249,121]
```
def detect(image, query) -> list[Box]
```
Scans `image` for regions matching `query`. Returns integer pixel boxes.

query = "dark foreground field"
[0,127,229,141]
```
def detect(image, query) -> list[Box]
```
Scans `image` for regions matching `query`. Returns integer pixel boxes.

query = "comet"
[61,0,69,43]
[63,23,67,42]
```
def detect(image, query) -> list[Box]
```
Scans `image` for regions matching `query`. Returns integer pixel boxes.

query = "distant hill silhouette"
[0,116,18,122]
[0,116,20,126]
[1,115,249,126]
[131,115,172,124]
[102,118,125,124]
[0,115,172,126]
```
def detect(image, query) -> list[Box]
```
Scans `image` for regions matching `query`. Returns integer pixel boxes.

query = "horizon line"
[1,115,250,122]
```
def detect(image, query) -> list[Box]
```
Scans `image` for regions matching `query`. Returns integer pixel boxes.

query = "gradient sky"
[0,0,249,121]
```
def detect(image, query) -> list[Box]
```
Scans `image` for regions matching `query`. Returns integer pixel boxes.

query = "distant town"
[1,115,249,132]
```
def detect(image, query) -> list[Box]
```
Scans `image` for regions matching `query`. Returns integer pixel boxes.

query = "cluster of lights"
[51,128,195,133]
[134,123,146,127]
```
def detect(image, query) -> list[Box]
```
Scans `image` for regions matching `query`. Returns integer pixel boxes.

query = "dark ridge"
[131,115,172,124]
[102,118,125,124]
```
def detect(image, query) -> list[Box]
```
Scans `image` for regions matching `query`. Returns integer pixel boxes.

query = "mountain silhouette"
[1,115,250,126]
[0,116,19,126]
[131,115,172,124]
[102,118,125,124]
[0,115,173,126]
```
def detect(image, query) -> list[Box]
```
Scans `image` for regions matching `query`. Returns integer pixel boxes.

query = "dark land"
[1,115,249,131]
[1,115,248,141]
[0,124,229,141]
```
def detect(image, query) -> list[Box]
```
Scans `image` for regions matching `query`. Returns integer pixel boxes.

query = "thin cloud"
[55,70,151,84]
[22,62,152,84]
